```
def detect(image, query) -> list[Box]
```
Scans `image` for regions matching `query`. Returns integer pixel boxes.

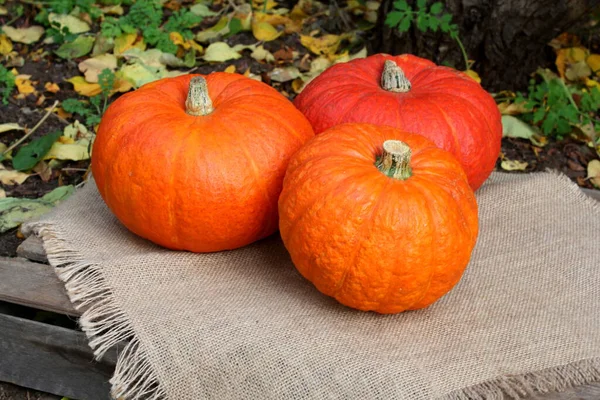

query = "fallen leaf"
[102,4,124,15]
[250,45,275,62]
[44,82,60,93]
[114,33,144,55]
[119,62,184,88]
[55,35,95,60]
[464,69,481,83]
[224,65,236,73]
[33,160,52,182]
[587,54,600,74]
[48,13,91,34]
[12,131,62,171]
[78,53,118,82]
[190,3,218,16]
[300,34,348,56]
[502,115,536,140]
[586,78,600,88]
[587,160,600,188]
[0,185,74,233]
[0,6,6,15]
[203,42,242,62]
[0,123,24,134]
[501,159,528,171]
[0,189,5,199]
[15,75,36,95]
[269,66,301,82]
[497,101,529,115]
[92,33,115,56]
[66,76,102,97]
[565,60,592,81]
[0,34,12,55]
[44,142,90,161]
[252,21,282,41]
[0,165,29,185]
[2,25,44,44]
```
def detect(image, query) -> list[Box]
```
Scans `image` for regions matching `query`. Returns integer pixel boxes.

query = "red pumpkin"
[278,123,479,314]
[92,73,314,252]
[294,54,502,190]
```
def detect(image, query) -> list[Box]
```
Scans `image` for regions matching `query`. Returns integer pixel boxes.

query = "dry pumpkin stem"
[376,140,412,180]
[381,60,411,93]
[185,76,214,116]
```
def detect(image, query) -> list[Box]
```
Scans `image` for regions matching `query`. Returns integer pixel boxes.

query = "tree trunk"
[369,0,600,91]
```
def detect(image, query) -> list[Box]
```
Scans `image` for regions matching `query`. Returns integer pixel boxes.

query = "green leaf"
[532,107,546,123]
[398,15,412,32]
[416,0,427,10]
[12,131,62,171]
[226,18,243,37]
[502,115,536,140]
[393,0,409,11]
[42,185,75,203]
[428,16,440,31]
[541,112,558,134]
[416,13,429,32]
[54,35,95,60]
[385,11,404,27]
[430,2,443,14]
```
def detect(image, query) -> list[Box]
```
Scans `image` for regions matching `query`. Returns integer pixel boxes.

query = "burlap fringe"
[442,358,600,400]
[24,224,166,400]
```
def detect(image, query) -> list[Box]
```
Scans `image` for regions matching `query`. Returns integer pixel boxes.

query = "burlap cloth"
[22,171,600,400]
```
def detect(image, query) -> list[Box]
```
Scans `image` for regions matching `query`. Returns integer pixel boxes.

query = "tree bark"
[370,0,600,91]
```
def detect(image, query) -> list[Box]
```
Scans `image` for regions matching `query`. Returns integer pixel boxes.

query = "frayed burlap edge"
[22,222,167,400]
[441,358,600,400]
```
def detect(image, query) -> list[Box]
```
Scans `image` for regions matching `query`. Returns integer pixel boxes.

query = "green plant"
[62,69,115,127]
[385,0,470,70]
[100,0,201,54]
[515,69,600,137]
[0,65,16,105]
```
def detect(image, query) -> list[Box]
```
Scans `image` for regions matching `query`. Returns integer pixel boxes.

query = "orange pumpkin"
[293,54,502,190]
[278,123,479,314]
[92,73,314,252]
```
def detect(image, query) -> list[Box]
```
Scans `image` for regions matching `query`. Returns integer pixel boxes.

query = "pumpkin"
[92,73,314,253]
[278,123,479,314]
[293,53,502,190]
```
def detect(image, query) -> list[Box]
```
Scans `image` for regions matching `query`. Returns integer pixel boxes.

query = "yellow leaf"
[102,4,124,15]
[252,21,282,41]
[1,25,44,44]
[300,34,347,56]
[114,33,140,55]
[464,69,481,84]
[587,159,600,188]
[44,142,90,161]
[585,78,599,88]
[0,34,12,56]
[44,82,60,93]
[187,39,203,53]
[291,77,305,93]
[587,54,600,74]
[224,65,236,73]
[501,159,528,171]
[111,75,133,94]
[0,123,24,133]
[0,166,29,185]
[65,76,102,97]
[556,47,589,78]
[169,32,187,48]
[48,13,90,34]
[203,42,242,62]
[15,75,35,95]
[56,107,72,120]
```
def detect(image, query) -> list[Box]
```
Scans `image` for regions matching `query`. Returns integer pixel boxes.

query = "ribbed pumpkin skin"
[92,73,314,252]
[278,123,479,314]
[293,53,502,190]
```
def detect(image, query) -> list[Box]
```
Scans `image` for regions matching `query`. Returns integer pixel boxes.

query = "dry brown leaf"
[78,54,118,83]
[0,164,30,185]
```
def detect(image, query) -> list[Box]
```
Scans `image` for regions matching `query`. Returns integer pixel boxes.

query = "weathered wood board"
[0,256,77,316]
[0,313,116,400]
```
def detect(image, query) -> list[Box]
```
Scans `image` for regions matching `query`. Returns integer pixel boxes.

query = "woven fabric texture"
[23,172,600,400]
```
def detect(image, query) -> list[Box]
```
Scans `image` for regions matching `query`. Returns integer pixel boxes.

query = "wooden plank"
[0,257,79,316]
[17,236,48,264]
[529,382,600,399]
[0,312,116,400]
[582,188,600,203]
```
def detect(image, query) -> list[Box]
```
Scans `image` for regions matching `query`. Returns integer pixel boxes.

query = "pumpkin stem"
[381,60,411,93]
[186,76,214,116]
[376,140,412,180]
